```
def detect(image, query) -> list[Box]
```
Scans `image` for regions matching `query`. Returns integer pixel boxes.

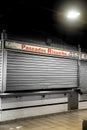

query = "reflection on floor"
[0,109,87,130]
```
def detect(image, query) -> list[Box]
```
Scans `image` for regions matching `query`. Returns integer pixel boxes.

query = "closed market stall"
[0,35,81,122]
[0,40,78,92]
[80,60,87,93]
[6,51,78,91]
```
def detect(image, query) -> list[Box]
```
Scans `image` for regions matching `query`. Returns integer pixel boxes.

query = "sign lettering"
[5,41,79,58]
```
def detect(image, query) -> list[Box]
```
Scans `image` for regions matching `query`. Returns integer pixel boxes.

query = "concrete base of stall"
[0,104,68,122]
[0,93,87,122]
[0,95,68,122]
[79,94,87,110]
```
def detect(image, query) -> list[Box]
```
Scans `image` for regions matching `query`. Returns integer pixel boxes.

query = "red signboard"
[5,41,79,58]
[22,44,67,56]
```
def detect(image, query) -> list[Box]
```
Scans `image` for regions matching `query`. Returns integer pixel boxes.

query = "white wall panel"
[79,102,87,110]
[2,96,67,109]
[1,104,68,121]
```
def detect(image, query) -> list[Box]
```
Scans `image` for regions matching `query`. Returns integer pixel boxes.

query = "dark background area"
[0,0,87,50]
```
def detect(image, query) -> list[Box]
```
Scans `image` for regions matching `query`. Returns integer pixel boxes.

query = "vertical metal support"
[78,44,81,60]
[77,60,80,89]
[78,45,81,89]
[1,30,7,50]
[2,51,7,92]
[68,45,81,111]
[68,90,78,110]
[1,30,7,92]
[1,31,5,92]
[0,98,1,109]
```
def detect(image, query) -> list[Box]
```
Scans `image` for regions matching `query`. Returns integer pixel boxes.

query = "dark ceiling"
[0,0,87,49]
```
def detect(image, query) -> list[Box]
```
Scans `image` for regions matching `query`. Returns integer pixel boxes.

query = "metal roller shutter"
[0,51,2,91]
[6,51,78,91]
[80,61,87,93]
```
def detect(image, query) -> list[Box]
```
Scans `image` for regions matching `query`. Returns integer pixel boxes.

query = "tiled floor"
[0,109,87,130]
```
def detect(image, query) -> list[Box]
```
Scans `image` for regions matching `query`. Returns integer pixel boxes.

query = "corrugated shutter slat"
[6,51,78,91]
[80,61,87,92]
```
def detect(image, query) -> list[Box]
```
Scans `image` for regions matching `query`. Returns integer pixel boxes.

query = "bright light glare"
[67,10,80,20]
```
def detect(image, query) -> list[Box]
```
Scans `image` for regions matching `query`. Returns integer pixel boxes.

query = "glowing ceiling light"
[66,10,80,20]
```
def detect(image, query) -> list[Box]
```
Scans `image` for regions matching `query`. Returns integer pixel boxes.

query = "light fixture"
[66,10,80,20]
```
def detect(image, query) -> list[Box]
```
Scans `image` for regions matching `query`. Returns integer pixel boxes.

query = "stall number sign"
[5,42,79,58]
